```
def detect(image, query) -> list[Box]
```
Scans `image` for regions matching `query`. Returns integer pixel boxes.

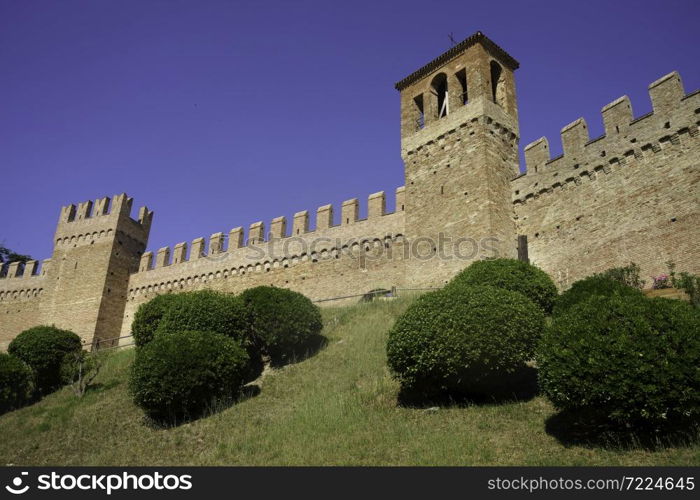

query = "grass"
[0,295,698,465]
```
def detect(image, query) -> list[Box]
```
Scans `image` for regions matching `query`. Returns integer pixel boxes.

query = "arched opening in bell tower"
[430,72,449,119]
[490,60,506,107]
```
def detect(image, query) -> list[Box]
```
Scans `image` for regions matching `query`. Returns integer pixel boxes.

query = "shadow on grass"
[398,365,539,408]
[143,384,262,430]
[268,334,328,368]
[83,379,122,395]
[545,408,700,451]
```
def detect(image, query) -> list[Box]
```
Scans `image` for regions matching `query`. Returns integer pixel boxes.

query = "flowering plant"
[651,274,672,289]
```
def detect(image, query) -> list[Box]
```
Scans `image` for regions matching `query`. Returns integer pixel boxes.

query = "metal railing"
[82,286,441,350]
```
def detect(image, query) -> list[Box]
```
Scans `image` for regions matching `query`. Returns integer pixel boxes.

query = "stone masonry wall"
[512,72,700,288]
[120,189,407,337]
[0,267,48,351]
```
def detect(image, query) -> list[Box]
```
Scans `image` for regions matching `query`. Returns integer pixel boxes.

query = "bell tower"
[396,32,520,286]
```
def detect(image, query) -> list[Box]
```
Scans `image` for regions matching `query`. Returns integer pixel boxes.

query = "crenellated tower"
[41,194,152,347]
[396,32,520,286]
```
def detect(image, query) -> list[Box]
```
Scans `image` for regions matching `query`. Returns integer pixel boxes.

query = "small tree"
[61,350,107,398]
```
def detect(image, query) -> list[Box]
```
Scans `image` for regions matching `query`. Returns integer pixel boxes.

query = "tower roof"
[394,31,519,91]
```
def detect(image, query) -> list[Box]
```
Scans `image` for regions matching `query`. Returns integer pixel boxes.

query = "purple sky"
[1,0,698,262]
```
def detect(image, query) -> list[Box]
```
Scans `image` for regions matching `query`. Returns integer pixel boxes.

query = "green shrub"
[155,290,261,381]
[8,326,82,393]
[239,286,322,365]
[446,258,557,314]
[554,275,645,316]
[599,262,645,289]
[387,285,545,397]
[668,261,700,308]
[129,330,249,421]
[131,293,179,347]
[538,294,700,428]
[0,353,34,414]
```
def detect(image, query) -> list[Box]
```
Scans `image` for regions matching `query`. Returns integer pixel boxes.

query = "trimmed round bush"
[553,274,645,316]
[8,326,82,393]
[239,286,322,365]
[447,258,558,314]
[155,290,262,381]
[538,294,700,428]
[387,285,545,397]
[0,353,34,414]
[129,330,249,421]
[131,293,179,347]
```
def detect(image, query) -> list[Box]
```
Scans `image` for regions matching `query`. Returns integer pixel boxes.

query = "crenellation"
[292,211,309,236]
[270,217,287,239]
[155,247,170,268]
[129,186,407,280]
[513,73,699,204]
[139,251,153,272]
[228,227,244,250]
[524,137,550,173]
[342,199,359,225]
[76,200,93,220]
[60,204,76,223]
[248,222,264,245]
[173,242,187,264]
[601,96,633,136]
[190,237,205,260]
[110,193,133,217]
[23,260,38,277]
[515,70,699,290]
[209,232,225,254]
[649,71,684,115]
[122,231,408,313]
[138,206,154,229]
[368,191,386,218]
[6,262,21,278]
[316,204,333,231]
[93,196,110,216]
[560,118,589,159]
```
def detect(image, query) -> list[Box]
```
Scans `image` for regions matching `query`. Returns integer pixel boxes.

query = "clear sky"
[1,0,698,262]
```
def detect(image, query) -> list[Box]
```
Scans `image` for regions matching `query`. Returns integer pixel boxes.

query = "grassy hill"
[0,295,698,466]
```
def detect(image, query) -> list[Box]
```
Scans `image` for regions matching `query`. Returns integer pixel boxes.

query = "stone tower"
[41,194,152,347]
[396,32,520,286]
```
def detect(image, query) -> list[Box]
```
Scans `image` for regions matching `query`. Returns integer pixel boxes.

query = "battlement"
[56,193,153,231]
[0,258,50,311]
[513,71,700,204]
[0,259,50,281]
[136,186,405,273]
